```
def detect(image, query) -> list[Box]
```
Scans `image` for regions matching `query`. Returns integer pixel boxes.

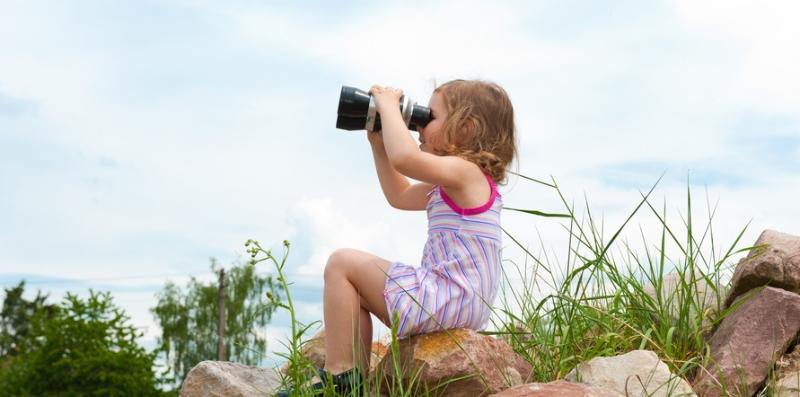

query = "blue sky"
[2,0,799,367]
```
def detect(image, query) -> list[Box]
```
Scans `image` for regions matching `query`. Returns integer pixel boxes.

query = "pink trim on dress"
[439,172,500,216]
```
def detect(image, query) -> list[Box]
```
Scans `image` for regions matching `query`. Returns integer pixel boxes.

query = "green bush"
[0,290,165,397]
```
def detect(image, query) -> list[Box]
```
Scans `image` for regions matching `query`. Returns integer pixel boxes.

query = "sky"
[1,0,799,368]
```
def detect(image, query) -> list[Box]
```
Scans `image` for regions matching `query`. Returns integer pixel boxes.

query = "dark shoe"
[273,367,363,397]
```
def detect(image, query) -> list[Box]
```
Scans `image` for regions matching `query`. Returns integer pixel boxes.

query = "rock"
[487,380,624,397]
[775,370,800,397]
[180,361,281,397]
[692,286,800,397]
[279,328,389,374]
[565,350,696,397]
[377,328,532,397]
[724,229,800,308]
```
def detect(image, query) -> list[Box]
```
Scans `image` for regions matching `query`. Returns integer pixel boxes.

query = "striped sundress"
[382,171,503,339]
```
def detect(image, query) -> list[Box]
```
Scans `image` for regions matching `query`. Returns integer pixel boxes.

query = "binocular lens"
[337,86,372,118]
[409,104,431,130]
[336,86,431,132]
[336,115,368,131]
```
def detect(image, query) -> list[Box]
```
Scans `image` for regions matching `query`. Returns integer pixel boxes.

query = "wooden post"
[217,268,226,361]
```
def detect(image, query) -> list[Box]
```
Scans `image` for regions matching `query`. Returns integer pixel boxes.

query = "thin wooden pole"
[217,268,226,361]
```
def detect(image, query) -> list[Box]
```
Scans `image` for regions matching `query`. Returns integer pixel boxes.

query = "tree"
[151,258,281,384]
[0,290,163,396]
[0,281,56,357]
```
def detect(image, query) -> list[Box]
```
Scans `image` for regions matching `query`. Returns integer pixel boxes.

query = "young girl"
[276,79,517,396]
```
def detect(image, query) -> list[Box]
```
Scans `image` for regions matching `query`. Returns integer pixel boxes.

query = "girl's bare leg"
[323,248,391,374]
[357,307,372,370]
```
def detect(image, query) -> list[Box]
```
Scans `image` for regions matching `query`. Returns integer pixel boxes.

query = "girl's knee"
[324,248,356,280]
[328,248,356,264]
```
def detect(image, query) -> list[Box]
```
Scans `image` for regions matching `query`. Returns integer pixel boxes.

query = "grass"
[247,171,775,396]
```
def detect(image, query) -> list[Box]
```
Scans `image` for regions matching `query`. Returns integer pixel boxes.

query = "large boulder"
[724,229,800,308]
[487,380,624,397]
[565,350,696,397]
[180,361,281,397]
[376,328,532,397]
[692,286,800,397]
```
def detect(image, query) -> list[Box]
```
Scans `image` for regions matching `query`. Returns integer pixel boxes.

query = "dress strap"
[439,171,500,215]
[484,171,501,198]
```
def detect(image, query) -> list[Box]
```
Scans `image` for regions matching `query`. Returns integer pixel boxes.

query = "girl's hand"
[368,85,404,113]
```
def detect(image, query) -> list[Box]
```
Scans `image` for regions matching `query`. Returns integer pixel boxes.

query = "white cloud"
[221,0,564,86]
[284,196,427,278]
[672,0,800,113]
[287,197,374,276]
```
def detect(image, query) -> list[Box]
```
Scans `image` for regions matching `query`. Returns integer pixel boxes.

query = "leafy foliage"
[493,172,748,386]
[151,258,282,384]
[0,281,56,357]
[0,290,163,396]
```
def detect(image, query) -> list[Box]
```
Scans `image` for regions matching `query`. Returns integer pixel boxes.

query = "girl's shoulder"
[438,166,499,212]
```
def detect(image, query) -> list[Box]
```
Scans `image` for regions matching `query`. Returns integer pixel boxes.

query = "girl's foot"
[273,367,363,397]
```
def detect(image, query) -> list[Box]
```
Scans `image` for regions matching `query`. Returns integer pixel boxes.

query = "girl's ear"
[457,118,478,145]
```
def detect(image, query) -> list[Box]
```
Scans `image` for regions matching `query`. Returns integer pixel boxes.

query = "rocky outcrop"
[180,361,281,397]
[565,350,696,397]
[693,287,800,397]
[181,328,528,397]
[181,229,800,397]
[724,229,800,307]
[376,328,532,397]
[688,229,800,397]
[487,380,624,397]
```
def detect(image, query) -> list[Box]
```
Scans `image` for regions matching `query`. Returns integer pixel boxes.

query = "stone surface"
[724,229,800,308]
[692,286,800,397]
[565,350,696,397]
[377,328,532,397]
[180,361,281,397]
[487,380,624,397]
[775,370,800,397]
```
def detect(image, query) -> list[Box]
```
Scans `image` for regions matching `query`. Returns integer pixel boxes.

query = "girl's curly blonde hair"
[432,79,517,185]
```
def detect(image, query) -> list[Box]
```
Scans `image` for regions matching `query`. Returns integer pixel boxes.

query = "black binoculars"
[336,86,432,132]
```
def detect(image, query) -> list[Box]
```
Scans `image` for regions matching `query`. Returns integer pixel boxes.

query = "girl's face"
[417,92,447,154]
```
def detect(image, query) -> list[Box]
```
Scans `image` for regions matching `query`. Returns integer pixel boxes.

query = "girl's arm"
[376,97,419,169]
[369,132,411,208]
[370,86,473,189]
